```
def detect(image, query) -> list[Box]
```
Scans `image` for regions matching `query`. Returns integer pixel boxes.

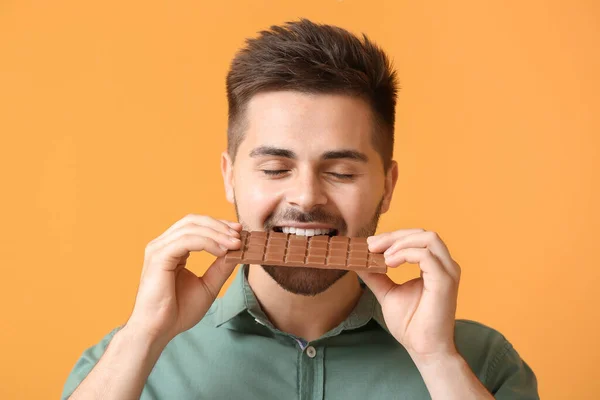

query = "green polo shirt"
[62,265,539,399]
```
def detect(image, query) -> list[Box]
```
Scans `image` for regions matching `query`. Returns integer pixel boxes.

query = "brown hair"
[226,18,399,170]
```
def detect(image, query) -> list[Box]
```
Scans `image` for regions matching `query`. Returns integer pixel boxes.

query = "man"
[62,19,539,399]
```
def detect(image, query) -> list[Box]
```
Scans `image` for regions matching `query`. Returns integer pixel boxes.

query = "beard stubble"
[234,198,383,296]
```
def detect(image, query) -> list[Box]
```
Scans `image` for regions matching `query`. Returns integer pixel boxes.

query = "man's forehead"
[241,91,376,155]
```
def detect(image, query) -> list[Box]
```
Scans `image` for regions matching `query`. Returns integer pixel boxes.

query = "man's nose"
[285,170,328,212]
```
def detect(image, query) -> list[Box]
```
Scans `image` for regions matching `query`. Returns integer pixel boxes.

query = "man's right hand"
[67,215,243,400]
[126,214,243,345]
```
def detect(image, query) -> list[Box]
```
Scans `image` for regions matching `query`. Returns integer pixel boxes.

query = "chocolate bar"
[224,230,387,274]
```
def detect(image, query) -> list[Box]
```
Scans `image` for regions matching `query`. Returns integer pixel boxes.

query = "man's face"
[222,91,397,296]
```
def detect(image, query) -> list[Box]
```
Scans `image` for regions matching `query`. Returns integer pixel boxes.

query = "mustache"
[264,208,347,232]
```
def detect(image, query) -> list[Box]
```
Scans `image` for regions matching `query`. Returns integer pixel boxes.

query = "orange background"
[1,1,598,399]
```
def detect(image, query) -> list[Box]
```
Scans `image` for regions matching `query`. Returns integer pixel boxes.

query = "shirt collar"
[215,264,390,335]
[215,265,249,327]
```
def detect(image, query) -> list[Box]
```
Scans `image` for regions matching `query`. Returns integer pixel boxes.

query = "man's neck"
[247,265,364,342]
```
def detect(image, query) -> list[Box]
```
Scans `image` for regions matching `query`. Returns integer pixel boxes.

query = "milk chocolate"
[225,230,387,274]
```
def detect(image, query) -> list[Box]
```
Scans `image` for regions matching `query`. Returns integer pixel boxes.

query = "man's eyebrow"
[322,150,369,163]
[248,146,368,163]
[249,146,297,159]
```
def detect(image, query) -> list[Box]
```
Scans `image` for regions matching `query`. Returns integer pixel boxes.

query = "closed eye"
[261,170,356,181]
[261,170,289,176]
[328,173,355,180]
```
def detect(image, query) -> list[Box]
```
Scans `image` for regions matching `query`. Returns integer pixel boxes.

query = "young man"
[62,19,539,399]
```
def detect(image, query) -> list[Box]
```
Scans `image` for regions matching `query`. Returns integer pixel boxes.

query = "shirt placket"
[298,341,324,400]
[252,316,326,400]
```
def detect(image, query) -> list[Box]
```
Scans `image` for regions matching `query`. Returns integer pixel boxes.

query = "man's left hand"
[358,229,462,361]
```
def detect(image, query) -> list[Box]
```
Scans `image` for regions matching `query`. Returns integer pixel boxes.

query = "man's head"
[221,19,399,296]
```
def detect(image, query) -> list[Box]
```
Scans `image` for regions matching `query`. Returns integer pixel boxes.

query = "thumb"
[201,257,238,299]
[357,271,396,304]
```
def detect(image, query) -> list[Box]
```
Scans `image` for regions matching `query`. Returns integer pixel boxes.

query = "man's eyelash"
[261,170,355,180]
[329,173,354,180]
[261,170,289,176]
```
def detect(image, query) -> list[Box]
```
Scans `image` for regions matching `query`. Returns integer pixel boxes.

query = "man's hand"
[127,214,243,345]
[359,229,461,360]
[69,215,244,400]
[359,229,494,399]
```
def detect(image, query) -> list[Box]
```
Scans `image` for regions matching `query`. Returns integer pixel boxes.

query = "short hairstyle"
[226,18,399,170]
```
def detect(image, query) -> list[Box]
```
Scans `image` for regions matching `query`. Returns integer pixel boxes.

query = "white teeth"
[278,227,333,237]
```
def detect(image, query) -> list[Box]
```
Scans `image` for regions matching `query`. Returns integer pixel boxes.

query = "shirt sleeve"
[60,326,123,400]
[485,337,540,399]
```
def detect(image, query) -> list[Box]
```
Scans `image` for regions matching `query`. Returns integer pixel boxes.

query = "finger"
[155,214,240,244]
[385,248,456,288]
[201,257,238,300]
[143,226,241,276]
[156,225,241,253]
[218,219,243,232]
[382,231,460,281]
[367,229,425,253]
[176,252,191,267]
[356,271,396,304]
[157,235,236,271]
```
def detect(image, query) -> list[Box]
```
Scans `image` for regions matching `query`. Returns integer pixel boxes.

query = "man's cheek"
[239,181,281,216]
[340,199,369,233]
[246,181,279,203]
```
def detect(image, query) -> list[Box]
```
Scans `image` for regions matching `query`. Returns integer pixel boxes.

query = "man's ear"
[221,151,235,204]
[381,160,398,214]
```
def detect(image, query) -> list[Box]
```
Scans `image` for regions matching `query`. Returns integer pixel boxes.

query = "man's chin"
[260,265,348,297]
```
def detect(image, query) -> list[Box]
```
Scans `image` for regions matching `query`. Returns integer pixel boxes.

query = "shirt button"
[306,346,317,358]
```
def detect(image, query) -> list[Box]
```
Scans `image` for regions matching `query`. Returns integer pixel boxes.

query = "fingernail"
[229,228,239,236]
[230,236,240,242]
[367,236,377,244]
[219,244,228,251]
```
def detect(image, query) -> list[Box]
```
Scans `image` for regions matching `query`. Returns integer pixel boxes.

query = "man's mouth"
[272,226,338,237]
